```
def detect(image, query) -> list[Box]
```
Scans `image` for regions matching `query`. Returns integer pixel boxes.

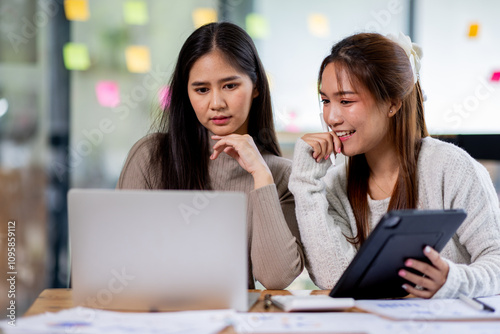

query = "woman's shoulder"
[419,136,485,176]
[262,153,292,177]
[126,133,165,158]
[420,136,475,163]
[261,152,292,170]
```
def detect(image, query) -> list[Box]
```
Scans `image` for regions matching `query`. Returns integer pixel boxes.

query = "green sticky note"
[124,0,149,25]
[63,43,90,70]
[246,13,269,39]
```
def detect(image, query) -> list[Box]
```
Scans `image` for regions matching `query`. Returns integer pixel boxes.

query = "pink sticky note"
[159,86,170,110]
[491,71,500,82]
[96,81,120,107]
[285,111,301,133]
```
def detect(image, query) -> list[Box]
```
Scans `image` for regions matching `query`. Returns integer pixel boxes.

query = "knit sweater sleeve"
[429,142,500,298]
[249,163,304,289]
[289,139,357,289]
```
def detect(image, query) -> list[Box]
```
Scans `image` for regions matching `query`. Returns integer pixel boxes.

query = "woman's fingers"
[211,134,269,175]
[399,246,449,298]
[331,132,342,156]
[301,133,339,162]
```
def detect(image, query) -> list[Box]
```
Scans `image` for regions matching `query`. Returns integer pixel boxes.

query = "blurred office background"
[1,0,499,316]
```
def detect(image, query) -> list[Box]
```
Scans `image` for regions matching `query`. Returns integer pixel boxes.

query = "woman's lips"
[336,130,355,142]
[211,116,231,125]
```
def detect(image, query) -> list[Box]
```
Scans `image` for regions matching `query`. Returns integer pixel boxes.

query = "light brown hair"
[318,33,428,246]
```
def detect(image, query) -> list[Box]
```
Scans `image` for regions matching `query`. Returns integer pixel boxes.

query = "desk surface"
[24,289,331,334]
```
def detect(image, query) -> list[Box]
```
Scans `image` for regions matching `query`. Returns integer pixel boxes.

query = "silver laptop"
[68,189,249,312]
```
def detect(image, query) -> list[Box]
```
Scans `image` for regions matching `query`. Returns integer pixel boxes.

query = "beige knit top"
[117,134,304,289]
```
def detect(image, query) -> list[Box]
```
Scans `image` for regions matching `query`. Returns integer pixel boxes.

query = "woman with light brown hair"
[289,32,500,298]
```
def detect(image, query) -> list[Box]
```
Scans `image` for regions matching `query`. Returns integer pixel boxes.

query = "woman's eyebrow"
[190,76,242,86]
[319,90,357,96]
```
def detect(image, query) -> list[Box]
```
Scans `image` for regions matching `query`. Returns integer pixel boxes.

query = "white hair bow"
[386,32,423,84]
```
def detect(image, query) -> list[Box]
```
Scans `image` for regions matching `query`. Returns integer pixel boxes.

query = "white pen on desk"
[319,113,336,166]
[459,293,495,313]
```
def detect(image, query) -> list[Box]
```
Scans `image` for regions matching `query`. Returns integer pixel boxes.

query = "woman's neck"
[365,143,399,200]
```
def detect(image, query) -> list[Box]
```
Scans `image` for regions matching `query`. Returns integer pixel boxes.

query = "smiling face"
[320,62,396,158]
[187,50,258,136]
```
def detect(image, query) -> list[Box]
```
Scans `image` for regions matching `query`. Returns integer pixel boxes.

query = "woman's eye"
[196,88,209,93]
[320,99,330,104]
[340,100,353,105]
[225,83,237,89]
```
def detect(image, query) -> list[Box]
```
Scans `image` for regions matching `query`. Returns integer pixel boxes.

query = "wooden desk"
[24,289,331,333]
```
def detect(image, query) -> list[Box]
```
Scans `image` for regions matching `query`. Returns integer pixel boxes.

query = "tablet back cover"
[329,209,466,299]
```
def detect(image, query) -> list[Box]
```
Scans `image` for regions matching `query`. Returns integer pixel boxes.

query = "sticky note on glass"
[468,23,479,38]
[124,1,149,25]
[246,13,270,39]
[96,81,120,107]
[308,14,330,38]
[64,0,90,21]
[491,71,500,82]
[125,46,151,73]
[192,8,217,29]
[63,43,90,70]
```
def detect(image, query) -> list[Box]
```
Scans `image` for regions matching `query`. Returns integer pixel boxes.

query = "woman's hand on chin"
[211,134,273,189]
[301,132,342,163]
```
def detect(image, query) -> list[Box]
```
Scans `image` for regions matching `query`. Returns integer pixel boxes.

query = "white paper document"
[234,312,391,333]
[355,295,500,320]
[233,313,500,334]
[0,307,234,334]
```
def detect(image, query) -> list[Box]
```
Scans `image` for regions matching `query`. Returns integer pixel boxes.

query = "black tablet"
[329,209,467,299]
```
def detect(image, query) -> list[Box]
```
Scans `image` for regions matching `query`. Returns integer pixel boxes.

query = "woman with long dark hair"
[118,22,303,289]
[290,32,500,298]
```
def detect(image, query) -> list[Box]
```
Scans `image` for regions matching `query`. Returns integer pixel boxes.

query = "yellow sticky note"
[192,8,217,29]
[246,13,269,39]
[124,1,149,25]
[308,14,330,38]
[64,0,90,21]
[468,23,479,38]
[125,46,151,73]
[63,43,90,70]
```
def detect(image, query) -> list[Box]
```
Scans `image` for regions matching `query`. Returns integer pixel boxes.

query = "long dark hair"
[149,22,280,190]
[318,33,428,246]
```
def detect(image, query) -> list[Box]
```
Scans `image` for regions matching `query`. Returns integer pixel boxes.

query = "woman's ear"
[252,86,259,99]
[388,99,402,117]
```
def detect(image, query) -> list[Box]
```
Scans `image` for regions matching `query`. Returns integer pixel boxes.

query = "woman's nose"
[210,90,226,110]
[324,105,343,128]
